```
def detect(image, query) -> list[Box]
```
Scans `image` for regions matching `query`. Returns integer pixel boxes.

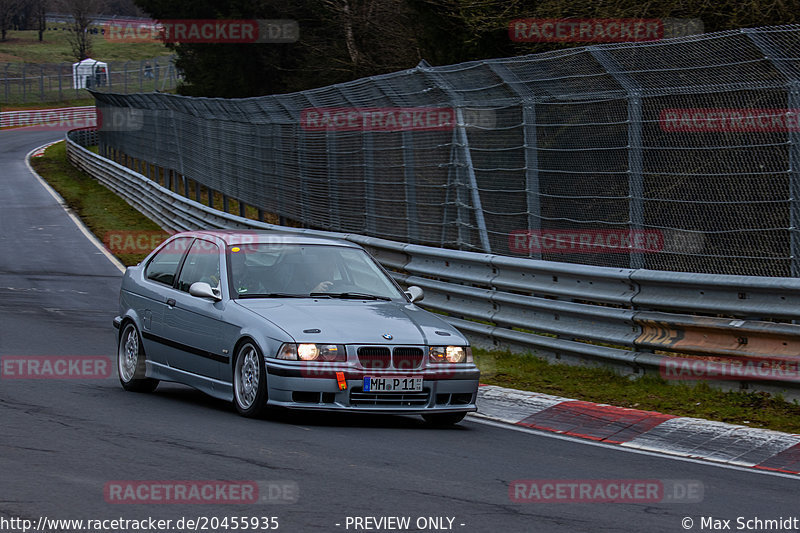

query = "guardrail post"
[745,29,800,277]
[195,180,202,203]
[38,66,44,101]
[208,188,214,209]
[589,48,645,270]
[222,194,229,213]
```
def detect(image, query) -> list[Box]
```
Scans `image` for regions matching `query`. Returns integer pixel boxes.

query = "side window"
[145,237,193,286]
[177,240,221,293]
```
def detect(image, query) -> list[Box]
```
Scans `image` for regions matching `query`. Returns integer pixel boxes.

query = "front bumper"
[265,361,479,414]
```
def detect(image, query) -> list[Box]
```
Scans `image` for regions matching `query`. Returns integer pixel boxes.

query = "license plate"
[364,376,422,392]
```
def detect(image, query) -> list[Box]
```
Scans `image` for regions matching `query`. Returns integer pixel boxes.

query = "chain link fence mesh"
[93,25,800,277]
[1,55,177,105]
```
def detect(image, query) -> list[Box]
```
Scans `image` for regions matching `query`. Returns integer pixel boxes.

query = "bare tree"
[34,0,47,41]
[57,0,105,60]
[0,0,23,41]
[320,0,422,77]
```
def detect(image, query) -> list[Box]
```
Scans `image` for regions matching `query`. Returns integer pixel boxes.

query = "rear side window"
[177,240,221,292]
[145,237,193,286]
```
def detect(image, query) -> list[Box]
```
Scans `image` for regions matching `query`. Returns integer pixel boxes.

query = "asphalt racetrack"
[1,128,799,533]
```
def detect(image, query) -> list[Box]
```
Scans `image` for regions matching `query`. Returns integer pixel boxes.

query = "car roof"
[174,229,361,248]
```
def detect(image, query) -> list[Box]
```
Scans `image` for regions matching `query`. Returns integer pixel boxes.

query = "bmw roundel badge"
[382,333,393,340]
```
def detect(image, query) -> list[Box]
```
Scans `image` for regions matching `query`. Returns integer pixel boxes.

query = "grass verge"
[30,141,800,434]
[30,141,160,266]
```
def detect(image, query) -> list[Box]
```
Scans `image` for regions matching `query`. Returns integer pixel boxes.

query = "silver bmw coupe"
[114,230,479,425]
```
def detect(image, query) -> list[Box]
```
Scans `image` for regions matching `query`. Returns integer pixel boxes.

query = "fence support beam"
[745,29,800,278]
[487,61,541,259]
[589,48,645,269]
[418,61,492,253]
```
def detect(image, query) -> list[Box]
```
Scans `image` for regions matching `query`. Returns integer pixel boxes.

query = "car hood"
[235,299,466,345]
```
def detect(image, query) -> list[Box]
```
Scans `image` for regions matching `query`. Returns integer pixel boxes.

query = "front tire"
[422,411,467,427]
[118,322,159,393]
[233,341,269,417]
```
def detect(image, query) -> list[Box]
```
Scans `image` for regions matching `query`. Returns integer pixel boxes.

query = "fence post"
[363,132,377,235]
[417,61,492,253]
[589,47,645,270]
[487,60,541,259]
[401,130,420,243]
[745,29,800,277]
[38,65,44,101]
[325,128,342,230]
[58,63,64,101]
[4,64,9,104]
[298,127,309,227]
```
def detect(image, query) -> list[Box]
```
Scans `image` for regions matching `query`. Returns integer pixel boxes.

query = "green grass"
[30,141,162,266]
[474,348,800,434]
[30,141,800,434]
[1,98,97,111]
[0,24,169,64]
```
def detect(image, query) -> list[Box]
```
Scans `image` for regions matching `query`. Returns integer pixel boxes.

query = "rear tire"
[118,322,159,393]
[422,411,467,427]
[233,341,269,418]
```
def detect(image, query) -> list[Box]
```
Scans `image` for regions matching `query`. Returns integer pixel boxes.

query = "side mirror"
[404,285,424,303]
[189,282,221,301]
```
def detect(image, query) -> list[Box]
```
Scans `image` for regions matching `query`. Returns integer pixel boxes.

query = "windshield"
[227,243,404,300]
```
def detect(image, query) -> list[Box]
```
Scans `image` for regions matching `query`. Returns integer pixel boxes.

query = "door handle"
[166,298,176,307]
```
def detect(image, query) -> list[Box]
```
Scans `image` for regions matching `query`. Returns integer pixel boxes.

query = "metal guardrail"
[64,130,800,397]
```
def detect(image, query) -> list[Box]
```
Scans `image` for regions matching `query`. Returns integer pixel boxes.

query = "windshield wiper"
[310,292,392,301]
[238,293,311,299]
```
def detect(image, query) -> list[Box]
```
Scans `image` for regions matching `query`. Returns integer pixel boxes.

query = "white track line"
[25,141,125,274]
[466,414,800,481]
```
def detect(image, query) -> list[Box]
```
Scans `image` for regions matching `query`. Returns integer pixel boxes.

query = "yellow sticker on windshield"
[231,247,240,252]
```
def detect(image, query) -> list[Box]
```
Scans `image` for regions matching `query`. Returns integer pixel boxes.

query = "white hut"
[72,58,108,89]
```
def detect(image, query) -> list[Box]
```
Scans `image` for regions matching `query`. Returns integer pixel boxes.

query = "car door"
[162,238,231,381]
[138,236,194,365]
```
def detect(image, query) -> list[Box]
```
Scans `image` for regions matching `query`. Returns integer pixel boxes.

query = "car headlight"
[429,346,472,363]
[276,343,346,362]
